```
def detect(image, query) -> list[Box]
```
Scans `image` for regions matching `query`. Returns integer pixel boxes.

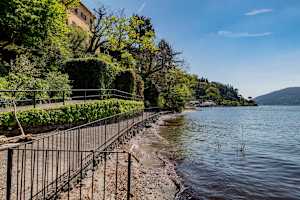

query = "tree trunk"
[12,101,25,137]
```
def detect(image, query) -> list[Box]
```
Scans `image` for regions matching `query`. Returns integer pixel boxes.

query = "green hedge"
[136,74,144,97]
[112,70,144,97]
[0,99,144,130]
[113,70,136,94]
[64,57,118,89]
[144,81,159,107]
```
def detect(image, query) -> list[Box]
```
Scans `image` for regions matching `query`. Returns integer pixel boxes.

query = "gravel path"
[0,112,155,200]
[60,113,181,200]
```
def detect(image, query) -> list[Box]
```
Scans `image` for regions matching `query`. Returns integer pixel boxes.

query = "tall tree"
[61,0,79,8]
[0,0,73,68]
[141,39,181,80]
[0,0,69,50]
[68,26,89,57]
[86,6,116,54]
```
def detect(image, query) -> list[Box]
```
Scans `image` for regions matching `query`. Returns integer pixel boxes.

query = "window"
[74,8,78,14]
[81,12,87,21]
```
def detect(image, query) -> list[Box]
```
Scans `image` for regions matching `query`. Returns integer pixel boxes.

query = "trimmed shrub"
[112,70,145,97]
[112,70,136,94]
[64,57,118,89]
[135,74,144,97]
[0,99,144,134]
[144,81,159,107]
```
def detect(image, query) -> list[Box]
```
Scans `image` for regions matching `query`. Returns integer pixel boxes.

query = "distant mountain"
[255,87,300,105]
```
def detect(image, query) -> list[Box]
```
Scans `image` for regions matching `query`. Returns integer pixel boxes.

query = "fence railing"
[0,89,144,110]
[1,107,161,200]
[6,149,134,200]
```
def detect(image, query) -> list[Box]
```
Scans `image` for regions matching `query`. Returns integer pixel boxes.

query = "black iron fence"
[0,89,143,109]
[6,149,134,200]
[1,107,161,200]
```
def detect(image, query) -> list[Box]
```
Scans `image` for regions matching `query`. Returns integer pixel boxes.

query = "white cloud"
[245,9,273,16]
[137,2,146,13]
[218,31,272,38]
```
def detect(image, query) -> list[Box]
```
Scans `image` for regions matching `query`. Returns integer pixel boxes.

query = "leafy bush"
[64,57,119,89]
[135,74,144,97]
[220,100,240,106]
[0,54,72,101]
[144,81,159,107]
[159,84,192,112]
[46,71,72,98]
[0,99,144,131]
[156,68,194,111]
[0,0,69,49]
[1,73,49,100]
[113,70,136,94]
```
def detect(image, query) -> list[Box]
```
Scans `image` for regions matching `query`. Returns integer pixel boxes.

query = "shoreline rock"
[58,113,184,200]
[120,113,183,200]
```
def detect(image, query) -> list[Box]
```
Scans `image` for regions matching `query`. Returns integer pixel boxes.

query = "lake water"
[159,106,300,200]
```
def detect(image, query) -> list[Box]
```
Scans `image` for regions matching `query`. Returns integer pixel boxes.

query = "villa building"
[67,2,95,31]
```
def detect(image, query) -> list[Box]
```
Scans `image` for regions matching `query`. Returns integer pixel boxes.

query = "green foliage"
[0,99,144,130]
[135,74,144,97]
[196,78,256,106]
[68,25,89,57]
[112,70,136,94]
[0,62,9,76]
[0,0,75,79]
[0,1,253,112]
[0,0,69,49]
[61,0,80,8]
[128,15,156,52]
[86,9,156,70]
[144,81,159,107]
[220,99,241,106]
[0,53,72,100]
[112,70,144,97]
[46,71,72,98]
[159,84,192,112]
[64,57,120,89]
[0,54,47,99]
[158,69,194,111]
[107,14,156,59]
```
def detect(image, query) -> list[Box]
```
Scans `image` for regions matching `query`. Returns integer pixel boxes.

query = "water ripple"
[162,106,300,200]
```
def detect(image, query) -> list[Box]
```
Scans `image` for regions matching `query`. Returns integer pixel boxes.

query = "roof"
[79,1,96,18]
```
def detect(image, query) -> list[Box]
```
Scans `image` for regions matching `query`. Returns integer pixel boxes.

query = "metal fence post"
[84,91,87,102]
[127,153,132,200]
[104,120,107,146]
[77,129,81,165]
[118,116,120,136]
[6,149,13,200]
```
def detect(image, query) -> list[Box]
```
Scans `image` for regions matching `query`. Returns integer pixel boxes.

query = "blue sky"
[84,0,300,97]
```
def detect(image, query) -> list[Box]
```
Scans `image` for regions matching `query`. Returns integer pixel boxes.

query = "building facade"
[67,2,95,31]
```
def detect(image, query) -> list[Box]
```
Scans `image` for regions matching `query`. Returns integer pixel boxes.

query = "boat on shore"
[199,100,217,107]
